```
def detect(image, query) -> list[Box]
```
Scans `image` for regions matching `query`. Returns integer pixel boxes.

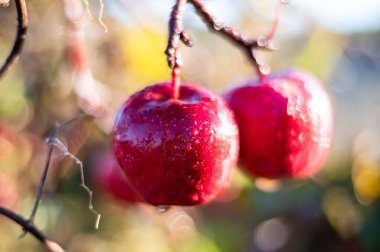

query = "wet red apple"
[112,82,239,206]
[224,69,333,179]
[91,151,139,203]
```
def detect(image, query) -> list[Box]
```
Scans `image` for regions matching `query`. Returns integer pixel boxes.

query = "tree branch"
[165,0,190,99]
[188,0,267,78]
[27,113,100,232]
[0,207,64,252]
[0,0,28,81]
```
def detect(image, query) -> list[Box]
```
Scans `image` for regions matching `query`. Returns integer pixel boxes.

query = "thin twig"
[81,0,108,32]
[188,0,267,77]
[27,114,99,231]
[165,0,188,69]
[56,112,89,130]
[27,132,57,223]
[97,0,108,33]
[52,137,101,229]
[187,0,286,78]
[165,0,190,99]
[0,0,10,6]
[0,0,28,81]
[0,207,64,252]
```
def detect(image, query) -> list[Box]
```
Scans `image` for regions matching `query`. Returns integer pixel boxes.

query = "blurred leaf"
[120,28,170,93]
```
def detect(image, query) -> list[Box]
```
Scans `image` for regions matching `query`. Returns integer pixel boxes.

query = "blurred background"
[1,0,380,251]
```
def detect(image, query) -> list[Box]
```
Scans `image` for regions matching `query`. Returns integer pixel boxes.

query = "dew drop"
[190,193,200,202]
[299,132,306,142]
[320,138,331,148]
[290,129,297,137]
[191,129,199,136]
[300,113,309,122]
[296,96,305,105]
[156,205,171,213]
[213,21,224,30]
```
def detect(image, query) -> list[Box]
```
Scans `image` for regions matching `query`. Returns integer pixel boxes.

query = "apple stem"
[165,0,286,83]
[0,0,28,82]
[171,57,181,99]
[165,0,192,99]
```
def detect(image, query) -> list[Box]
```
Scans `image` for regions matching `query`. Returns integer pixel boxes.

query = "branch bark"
[165,0,189,99]
[0,0,28,81]
[0,207,64,252]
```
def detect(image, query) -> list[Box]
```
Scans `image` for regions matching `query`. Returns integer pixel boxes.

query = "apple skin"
[112,82,239,206]
[224,69,333,179]
[91,151,139,203]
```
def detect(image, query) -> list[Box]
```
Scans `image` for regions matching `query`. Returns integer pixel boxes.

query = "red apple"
[224,69,333,179]
[91,151,139,203]
[112,82,239,206]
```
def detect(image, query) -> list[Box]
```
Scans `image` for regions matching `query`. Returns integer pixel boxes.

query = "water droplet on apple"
[320,138,331,148]
[190,193,200,202]
[213,22,223,30]
[300,113,309,122]
[290,129,297,137]
[312,136,319,142]
[296,96,305,105]
[299,132,306,142]
[156,205,171,213]
[191,129,199,136]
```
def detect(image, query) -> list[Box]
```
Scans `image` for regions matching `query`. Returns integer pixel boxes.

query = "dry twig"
[0,0,28,81]
[0,207,64,252]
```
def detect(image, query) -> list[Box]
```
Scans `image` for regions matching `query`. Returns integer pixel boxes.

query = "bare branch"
[52,137,101,229]
[187,0,287,78]
[81,0,108,32]
[26,113,99,234]
[0,0,28,81]
[0,207,64,252]
[165,0,189,69]
[0,0,10,7]
[165,0,190,99]
[28,133,57,223]
[97,0,108,33]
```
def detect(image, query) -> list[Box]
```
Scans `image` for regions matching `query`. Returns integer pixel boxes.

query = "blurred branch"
[188,0,264,77]
[164,0,286,79]
[165,0,191,69]
[188,0,286,78]
[81,0,108,32]
[0,0,10,6]
[0,0,28,81]
[51,136,101,229]
[27,128,57,224]
[26,113,100,233]
[0,207,64,252]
